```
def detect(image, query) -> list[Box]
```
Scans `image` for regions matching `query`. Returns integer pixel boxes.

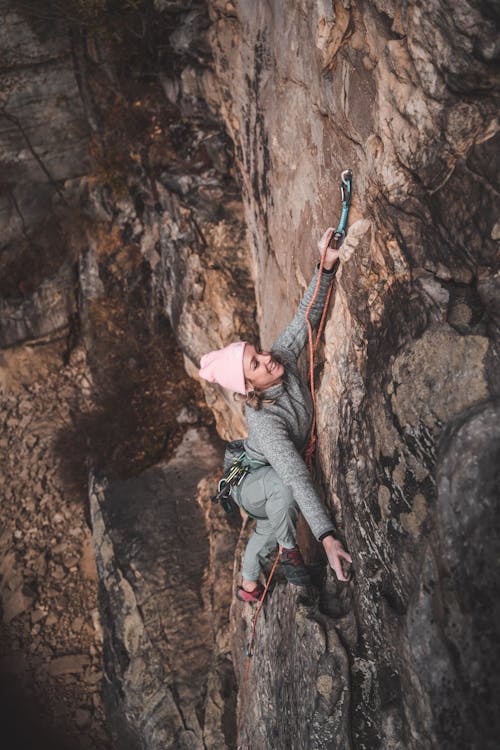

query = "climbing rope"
[237,171,352,742]
[237,548,280,735]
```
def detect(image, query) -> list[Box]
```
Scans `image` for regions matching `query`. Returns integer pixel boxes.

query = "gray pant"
[233,465,298,581]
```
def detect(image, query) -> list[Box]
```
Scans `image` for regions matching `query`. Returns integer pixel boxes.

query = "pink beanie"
[199,341,247,394]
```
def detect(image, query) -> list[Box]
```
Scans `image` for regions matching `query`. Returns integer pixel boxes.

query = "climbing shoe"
[236,582,265,603]
[279,547,311,585]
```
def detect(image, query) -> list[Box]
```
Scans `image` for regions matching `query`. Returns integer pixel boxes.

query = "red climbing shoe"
[236,582,265,603]
[279,547,311,585]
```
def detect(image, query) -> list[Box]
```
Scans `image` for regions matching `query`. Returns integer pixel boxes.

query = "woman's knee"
[264,470,295,510]
[266,502,299,531]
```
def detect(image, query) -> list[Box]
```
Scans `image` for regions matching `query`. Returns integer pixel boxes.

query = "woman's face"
[243,344,284,390]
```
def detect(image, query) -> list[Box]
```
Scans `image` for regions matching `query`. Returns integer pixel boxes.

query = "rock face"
[0,3,250,745]
[0,340,110,750]
[1,0,499,749]
[0,0,88,346]
[204,2,499,748]
[89,427,239,749]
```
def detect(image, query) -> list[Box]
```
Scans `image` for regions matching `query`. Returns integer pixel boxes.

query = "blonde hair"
[234,380,276,411]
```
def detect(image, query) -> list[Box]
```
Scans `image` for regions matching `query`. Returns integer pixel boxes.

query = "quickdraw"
[332,169,352,244]
[211,452,249,513]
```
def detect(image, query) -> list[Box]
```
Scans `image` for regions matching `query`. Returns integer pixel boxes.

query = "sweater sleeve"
[246,410,335,540]
[272,264,337,359]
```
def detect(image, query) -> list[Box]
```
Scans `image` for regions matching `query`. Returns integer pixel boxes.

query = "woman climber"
[199,227,352,603]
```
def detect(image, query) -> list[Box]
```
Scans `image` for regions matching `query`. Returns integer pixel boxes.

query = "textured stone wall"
[205,1,500,748]
[1,1,499,749]
[89,427,239,750]
[0,2,252,747]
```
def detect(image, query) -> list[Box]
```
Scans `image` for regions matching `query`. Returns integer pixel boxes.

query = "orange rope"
[237,548,281,736]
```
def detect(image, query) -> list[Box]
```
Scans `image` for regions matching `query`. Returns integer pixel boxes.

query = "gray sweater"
[243,265,336,541]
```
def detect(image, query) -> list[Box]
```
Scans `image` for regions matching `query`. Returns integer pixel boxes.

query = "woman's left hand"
[318,227,340,271]
[322,536,352,581]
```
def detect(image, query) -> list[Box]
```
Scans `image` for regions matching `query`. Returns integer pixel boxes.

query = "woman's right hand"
[322,536,352,581]
[318,227,340,270]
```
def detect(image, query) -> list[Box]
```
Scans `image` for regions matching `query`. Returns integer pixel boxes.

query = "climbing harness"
[304,169,352,472]
[236,170,353,740]
[211,452,249,513]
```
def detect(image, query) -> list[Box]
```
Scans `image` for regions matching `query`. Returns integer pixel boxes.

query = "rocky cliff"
[207,2,500,748]
[0,1,499,749]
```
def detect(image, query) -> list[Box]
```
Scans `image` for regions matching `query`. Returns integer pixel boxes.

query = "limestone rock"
[90,427,236,749]
[46,654,91,676]
[2,586,33,624]
[79,537,98,582]
[75,708,92,729]
[1,0,498,748]
[206,1,499,747]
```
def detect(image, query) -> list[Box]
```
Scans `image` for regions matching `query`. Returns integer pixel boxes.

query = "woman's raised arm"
[271,228,340,359]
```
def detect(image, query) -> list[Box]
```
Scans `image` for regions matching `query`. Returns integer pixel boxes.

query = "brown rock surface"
[204,1,499,748]
[1,1,499,749]
[0,340,109,749]
[90,427,240,749]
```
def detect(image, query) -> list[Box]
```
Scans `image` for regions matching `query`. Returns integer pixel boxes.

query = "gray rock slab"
[90,427,225,750]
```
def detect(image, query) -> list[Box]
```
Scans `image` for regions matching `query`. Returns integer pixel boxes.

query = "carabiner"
[341,169,352,186]
[333,169,353,239]
[340,170,352,205]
